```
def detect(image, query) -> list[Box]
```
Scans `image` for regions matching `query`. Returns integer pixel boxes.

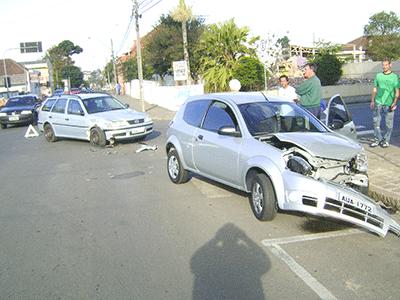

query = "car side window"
[51,99,67,114]
[41,98,57,112]
[183,100,211,127]
[202,101,238,133]
[67,99,84,115]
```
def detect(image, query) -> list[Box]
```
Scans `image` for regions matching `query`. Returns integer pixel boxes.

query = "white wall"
[342,60,400,79]
[125,80,204,111]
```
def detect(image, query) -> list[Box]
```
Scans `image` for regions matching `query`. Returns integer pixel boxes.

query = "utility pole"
[111,39,117,85]
[134,0,145,112]
[2,58,10,98]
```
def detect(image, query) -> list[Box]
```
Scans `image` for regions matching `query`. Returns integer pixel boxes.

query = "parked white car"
[166,92,400,237]
[38,93,153,146]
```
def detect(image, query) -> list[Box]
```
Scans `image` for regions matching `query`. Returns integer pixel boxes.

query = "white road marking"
[262,228,362,246]
[262,229,364,299]
[270,244,338,300]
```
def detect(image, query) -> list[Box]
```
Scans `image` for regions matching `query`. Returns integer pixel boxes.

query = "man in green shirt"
[370,59,399,148]
[295,63,322,118]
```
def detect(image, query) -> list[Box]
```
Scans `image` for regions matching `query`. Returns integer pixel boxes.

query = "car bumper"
[104,123,153,140]
[281,171,400,237]
[0,114,34,125]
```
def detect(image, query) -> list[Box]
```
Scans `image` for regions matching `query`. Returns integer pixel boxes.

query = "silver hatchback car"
[38,93,153,146]
[166,92,400,237]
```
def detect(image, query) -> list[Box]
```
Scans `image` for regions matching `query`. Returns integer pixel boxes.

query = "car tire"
[90,127,106,147]
[167,148,190,184]
[249,173,277,221]
[44,123,57,142]
[1,124,6,129]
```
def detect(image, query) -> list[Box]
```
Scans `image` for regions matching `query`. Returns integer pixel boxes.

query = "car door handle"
[197,135,203,140]
[49,116,52,119]
[65,118,69,121]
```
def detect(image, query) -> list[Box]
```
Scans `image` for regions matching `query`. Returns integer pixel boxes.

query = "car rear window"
[183,100,211,127]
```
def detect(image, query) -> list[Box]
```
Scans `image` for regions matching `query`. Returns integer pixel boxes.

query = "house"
[0,59,31,98]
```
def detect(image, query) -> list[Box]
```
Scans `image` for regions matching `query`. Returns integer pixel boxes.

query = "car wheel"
[167,148,190,184]
[1,123,6,129]
[90,127,106,147]
[249,173,277,221]
[44,123,57,142]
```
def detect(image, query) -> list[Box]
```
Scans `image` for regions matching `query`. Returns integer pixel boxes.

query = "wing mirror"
[218,126,241,137]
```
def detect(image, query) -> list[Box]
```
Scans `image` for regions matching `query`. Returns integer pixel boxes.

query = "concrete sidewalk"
[117,94,400,211]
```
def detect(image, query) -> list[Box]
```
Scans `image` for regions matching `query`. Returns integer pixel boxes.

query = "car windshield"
[238,101,327,136]
[82,96,125,114]
[6,96,36,107]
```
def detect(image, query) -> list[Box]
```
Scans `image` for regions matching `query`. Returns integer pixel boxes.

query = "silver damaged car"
[165,92,400,237]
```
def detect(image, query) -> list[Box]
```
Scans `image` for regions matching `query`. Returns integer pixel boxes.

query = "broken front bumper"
[281,172,400,237]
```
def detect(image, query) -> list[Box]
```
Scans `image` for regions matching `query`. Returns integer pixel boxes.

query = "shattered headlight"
[354,149,368,173]
[287,155,312,175]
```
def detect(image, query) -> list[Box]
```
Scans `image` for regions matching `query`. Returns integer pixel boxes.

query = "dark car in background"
[0,95,41,129]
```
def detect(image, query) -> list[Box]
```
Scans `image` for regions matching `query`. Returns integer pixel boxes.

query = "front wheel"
[167,148,190,184]
[90,127,106,147]
[249,173,277,221]
[44,123,57,142]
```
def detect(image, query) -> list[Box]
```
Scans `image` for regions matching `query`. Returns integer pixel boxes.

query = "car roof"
[186,92,288,105]
[47,93,110,101]
[9,94,38,99]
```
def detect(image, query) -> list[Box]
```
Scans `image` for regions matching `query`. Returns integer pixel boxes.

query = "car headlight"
[355,149,368,172]
[144,115,152,123]
[0,112,6,117]
[104,120,129,129]
[21,110,32,115]
[287,155,312,175]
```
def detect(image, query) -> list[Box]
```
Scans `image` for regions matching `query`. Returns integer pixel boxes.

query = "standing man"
[115,82,121,96]
[370,59,399,148]
[295,63,322,118]
[278,75,297,102]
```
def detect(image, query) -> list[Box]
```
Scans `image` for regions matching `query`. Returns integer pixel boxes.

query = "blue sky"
[1,0,399,71]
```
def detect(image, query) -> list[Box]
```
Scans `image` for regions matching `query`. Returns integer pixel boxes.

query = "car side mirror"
[218,126,241,137]
[329,119,344,130]
[80,111,85,116]
[124,103,129,108]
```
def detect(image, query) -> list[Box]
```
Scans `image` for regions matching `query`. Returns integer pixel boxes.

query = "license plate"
[131,127,145,135]
[340,193,373,213]
[9,116,19,121]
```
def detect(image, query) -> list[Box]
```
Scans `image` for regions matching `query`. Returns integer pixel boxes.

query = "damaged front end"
[261,134,400,237]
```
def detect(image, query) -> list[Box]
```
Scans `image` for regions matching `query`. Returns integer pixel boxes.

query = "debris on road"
[136,143,158,153]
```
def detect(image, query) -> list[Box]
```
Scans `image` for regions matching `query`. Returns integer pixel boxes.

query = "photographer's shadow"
[191,223,270,300]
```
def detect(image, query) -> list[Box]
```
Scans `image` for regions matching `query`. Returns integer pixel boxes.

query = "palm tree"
[171,0,192,84]
[196,19,259,92]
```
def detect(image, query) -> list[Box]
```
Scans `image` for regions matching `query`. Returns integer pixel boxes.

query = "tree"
[61,65,83,88]
[171,0,193,83]
[46,40,83,87]
[314,54,343,86]
[232,57,264,91]
[142,15,204,81]
[364,11,400,61]
[196,19,259,92]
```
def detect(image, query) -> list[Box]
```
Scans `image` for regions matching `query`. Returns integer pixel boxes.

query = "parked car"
[165,92,400,237]
[0,94,40,129]
[37,93,153,146]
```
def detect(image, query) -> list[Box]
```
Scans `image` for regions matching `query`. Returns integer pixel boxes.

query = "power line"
[139,0,163,15]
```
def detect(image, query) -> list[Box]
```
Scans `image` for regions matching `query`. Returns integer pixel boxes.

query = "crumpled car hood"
[274,132,361,160]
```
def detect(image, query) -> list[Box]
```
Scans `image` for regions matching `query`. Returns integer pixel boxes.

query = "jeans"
[373,104,394,143]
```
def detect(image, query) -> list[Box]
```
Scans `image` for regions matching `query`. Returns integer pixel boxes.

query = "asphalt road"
[347,102,400,145]
[0,121,399,299]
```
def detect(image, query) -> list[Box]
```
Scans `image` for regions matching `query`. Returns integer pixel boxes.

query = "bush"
[232,56,265,91]
[314,54,343,86]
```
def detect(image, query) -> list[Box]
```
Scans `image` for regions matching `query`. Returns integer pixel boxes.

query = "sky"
[1,0,399,71]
